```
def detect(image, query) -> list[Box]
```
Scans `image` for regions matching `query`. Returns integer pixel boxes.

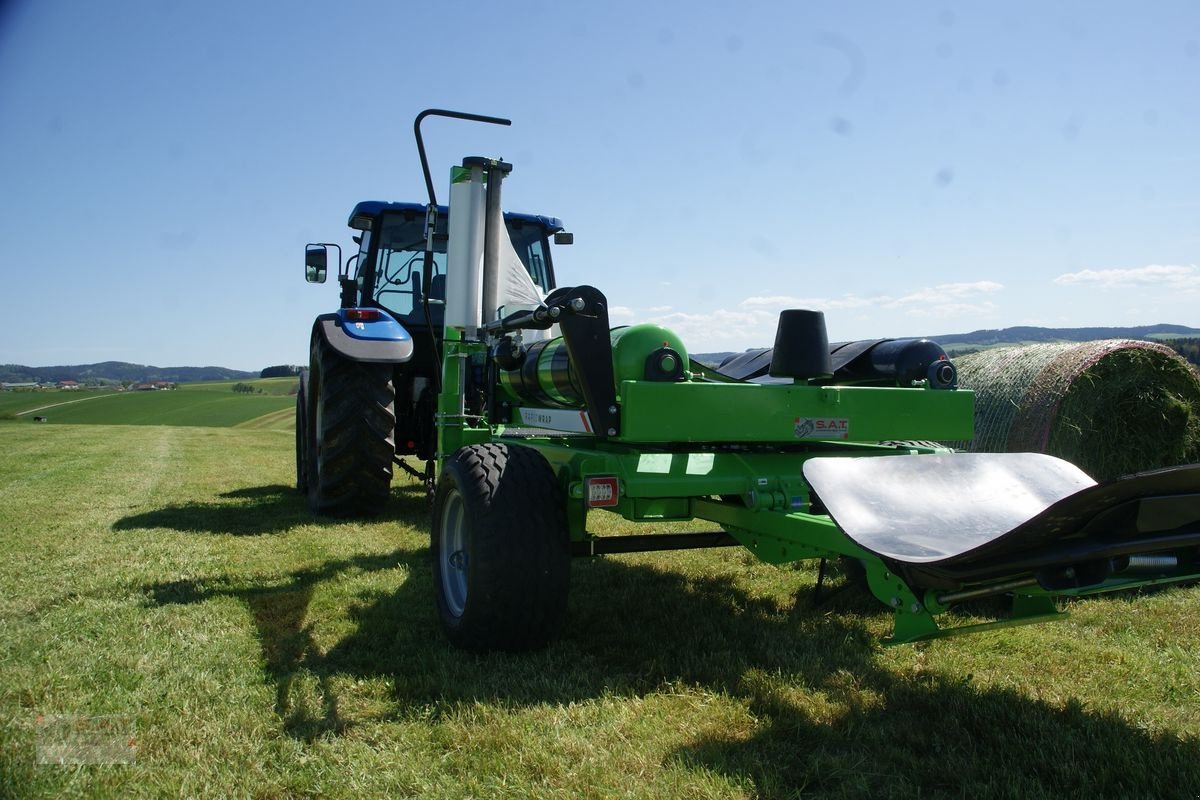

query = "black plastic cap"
[769,310,833,379]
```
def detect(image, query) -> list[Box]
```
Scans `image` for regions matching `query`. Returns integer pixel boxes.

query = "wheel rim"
[439,488,469,618]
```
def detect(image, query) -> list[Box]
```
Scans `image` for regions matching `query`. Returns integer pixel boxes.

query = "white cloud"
[741,294,879,311]
[620,278,1007,351]
[903,301,999,318]
[741,295,802,308]
[887,280,1004,307]
[742,280,1003,313]
[647,308,772,346]
[608,305,636,322]
[1053,264,1199,290]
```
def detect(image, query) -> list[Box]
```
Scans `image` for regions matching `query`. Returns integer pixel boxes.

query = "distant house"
[133,383,155,391]
[1,382,38,390]
[57,380,80,390]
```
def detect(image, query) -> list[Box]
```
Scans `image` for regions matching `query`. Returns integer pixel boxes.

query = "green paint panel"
[618,381,974,443]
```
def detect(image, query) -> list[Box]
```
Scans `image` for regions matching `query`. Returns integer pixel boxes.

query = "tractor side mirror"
[553,232,574,246]
[305,245,328,284]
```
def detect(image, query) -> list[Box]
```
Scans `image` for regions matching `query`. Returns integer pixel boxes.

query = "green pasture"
[1,422,1198,798]
[0,389,117,418]
[187,377,299,397]
[0,380,295,429]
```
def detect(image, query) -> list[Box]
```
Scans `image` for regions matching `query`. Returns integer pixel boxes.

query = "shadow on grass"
[148,548,426,740]
[146,548,1200,794]
[113,481,428,535]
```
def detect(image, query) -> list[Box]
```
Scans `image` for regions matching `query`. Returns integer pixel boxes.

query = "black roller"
[839,338,957,388]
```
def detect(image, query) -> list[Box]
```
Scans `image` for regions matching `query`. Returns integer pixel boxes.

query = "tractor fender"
[312,309,414,364]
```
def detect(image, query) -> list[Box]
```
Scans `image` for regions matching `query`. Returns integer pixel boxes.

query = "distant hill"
[0,361,258,385]
[694,323,1200,369]
[927,323,1200,348]
[10,323,1200,383]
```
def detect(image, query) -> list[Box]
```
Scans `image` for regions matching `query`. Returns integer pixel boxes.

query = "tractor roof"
[348,201,563,233]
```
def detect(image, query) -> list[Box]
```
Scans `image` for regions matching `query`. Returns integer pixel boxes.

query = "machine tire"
[432,443,570,652]
[295,374,309,494]
[307,335,396,516]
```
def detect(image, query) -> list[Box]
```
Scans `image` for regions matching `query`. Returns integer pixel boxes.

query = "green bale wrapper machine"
[417,110,1200,652]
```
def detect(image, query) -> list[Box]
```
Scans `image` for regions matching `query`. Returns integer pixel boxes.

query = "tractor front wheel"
[432,443,570,652]
[307,335,396,516]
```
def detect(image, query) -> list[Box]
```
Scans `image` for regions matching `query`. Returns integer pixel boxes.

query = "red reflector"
[345,308,382,322]
[585,476,620,508]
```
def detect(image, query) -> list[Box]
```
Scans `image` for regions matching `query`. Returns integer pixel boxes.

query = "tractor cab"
[308,201,566,330]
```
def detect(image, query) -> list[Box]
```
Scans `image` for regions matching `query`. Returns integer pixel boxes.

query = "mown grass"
[0,382,294,428]
[0,389,120,418]
[234,407,296,431]
[1,424,1198,798]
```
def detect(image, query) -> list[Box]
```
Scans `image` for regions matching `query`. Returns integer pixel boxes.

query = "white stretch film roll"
[445,168,485,332]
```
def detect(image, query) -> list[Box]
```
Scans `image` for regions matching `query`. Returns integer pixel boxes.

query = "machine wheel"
[432,443,570,652]
[307,335,396,516]
[294,373,309,494]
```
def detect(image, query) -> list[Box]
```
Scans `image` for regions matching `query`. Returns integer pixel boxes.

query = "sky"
[1,1,1197,370]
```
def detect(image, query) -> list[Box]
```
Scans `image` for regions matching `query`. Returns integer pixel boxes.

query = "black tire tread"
[308,336,396,516]
[433,443,569,652]
[294,378,309,494]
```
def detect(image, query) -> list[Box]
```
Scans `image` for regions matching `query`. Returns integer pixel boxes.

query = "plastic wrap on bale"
[946,340,1200,480]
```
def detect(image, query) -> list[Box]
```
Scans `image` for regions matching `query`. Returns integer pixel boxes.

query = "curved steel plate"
[803,453,1096,563]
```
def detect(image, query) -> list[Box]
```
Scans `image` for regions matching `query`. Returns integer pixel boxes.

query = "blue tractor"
[297,111,571,515]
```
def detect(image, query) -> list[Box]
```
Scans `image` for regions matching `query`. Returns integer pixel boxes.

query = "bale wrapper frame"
[423,111,1200,651]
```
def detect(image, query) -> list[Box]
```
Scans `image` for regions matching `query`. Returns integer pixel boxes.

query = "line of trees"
[260,365,301,378]
[1163,338,1200,368]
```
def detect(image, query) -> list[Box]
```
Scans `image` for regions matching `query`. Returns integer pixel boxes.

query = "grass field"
[0,379,295,429]
[0,389,118,418]
[1,424,1199,798]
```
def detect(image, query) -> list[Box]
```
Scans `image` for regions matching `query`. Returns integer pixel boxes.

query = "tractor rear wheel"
[307,335,396,516]
[294,372,309,494]
[432,443,570,652]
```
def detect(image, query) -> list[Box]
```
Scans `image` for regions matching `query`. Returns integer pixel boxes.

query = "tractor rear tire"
[307,336,396,516]
[432,443,570,652]
[295,373,309,494]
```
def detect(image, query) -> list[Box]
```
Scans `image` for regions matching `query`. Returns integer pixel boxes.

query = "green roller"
[500,324,689,408]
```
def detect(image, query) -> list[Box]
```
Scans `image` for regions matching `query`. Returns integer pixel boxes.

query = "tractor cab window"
[354,229,372,284]
[370,212,554,326]
[372,213,444,325]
